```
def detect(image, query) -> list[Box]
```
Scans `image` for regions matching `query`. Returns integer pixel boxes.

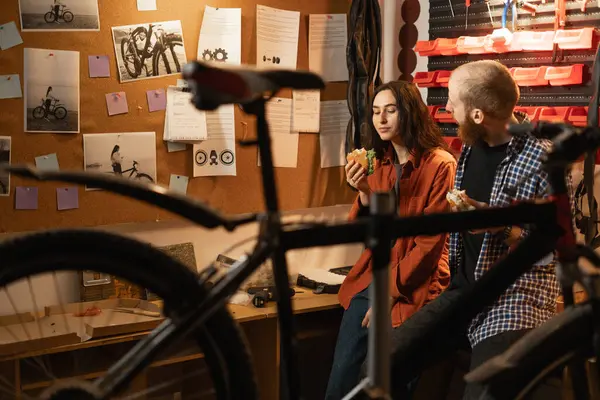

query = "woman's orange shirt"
[338,147,457,327]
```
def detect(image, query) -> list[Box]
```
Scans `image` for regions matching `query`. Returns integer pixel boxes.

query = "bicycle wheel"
[63,11,74,23]
[54,106,67,120]
[121,38,139,79]
[32,106,46,119]
[135,172,154,183]
[44,11,56,23]
[465,303,594,399]
[0,229,258,400]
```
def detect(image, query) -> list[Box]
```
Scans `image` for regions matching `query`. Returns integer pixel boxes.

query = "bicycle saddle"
[182,61,325,111]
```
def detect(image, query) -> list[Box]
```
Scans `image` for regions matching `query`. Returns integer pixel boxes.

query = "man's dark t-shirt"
[452,140,509,287]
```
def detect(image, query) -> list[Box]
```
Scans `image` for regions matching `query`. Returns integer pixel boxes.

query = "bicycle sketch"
[18,0,100,31]
[111,20,187,83]
[83,132,157,191]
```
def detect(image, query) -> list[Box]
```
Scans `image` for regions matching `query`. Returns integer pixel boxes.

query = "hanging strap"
[584,42,600,245]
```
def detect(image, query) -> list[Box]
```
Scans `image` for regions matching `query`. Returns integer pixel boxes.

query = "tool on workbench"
[465,0,470,29]
[449,0,455,17]
[484,0,493,25]
[248,286,299,308]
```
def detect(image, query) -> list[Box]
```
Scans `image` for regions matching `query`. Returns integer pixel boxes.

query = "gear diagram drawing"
[201,48,229,63]
[201,49,213,62]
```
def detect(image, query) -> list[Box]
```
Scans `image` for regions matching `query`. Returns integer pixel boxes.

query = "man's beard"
[457,117,488,146]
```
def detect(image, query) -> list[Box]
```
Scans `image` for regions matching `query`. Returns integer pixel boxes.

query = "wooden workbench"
[0,290,342,400]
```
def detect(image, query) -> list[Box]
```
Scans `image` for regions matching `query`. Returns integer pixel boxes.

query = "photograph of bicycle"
[0,136,10,196]
[83,132,157,190]
[0,56,599,400]
[111,20,187,83]
[18,0,100,31]
[24,48,80,133]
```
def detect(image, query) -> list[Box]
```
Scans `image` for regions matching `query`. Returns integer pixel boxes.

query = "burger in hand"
[346,148,377,175]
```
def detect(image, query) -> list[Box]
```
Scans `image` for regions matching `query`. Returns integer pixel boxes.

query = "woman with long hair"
[325,80,457,399]
[111,145,123,175]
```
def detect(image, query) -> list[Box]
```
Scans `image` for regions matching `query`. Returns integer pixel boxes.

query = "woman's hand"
[361,297,396,328]
[345,160,370,195]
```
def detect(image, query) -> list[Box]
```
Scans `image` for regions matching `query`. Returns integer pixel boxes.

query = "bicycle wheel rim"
[0,229,258,400]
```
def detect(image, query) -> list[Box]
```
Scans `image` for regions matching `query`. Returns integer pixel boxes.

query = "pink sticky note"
[57,187,79,210]
[15,186,38,210]
[146,89,166,112]
[88,55,110,78]
[105,92,129,116]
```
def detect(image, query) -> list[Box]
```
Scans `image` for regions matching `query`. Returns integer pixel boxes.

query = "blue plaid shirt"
[449,112,564,347]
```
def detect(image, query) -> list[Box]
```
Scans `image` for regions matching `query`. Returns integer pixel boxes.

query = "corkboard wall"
[0,0,356,233]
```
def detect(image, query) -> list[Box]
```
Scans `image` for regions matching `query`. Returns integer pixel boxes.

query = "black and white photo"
[0,137,11,197]
[18,0,100,32]
[24,48,80,133]
[111,20,187,83]
[83,132,157,190]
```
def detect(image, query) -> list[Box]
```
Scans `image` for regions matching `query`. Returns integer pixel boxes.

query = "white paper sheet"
[256,5,300,70]
[0,75,22,99]
[197,6,241,66]
[193,105,237,177]
[292,90,320,132]
[258,98,298,168]
[165,86,207,142]
[309,14,349,82]
[137,0,157,11]
[320,100,350,168]
[0,21,23,51]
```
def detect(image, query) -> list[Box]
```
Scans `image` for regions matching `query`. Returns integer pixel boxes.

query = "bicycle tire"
[44,11,56,23]
[465,303,594,399]
[54,106,67,120]
[152,50,172,76]
[121,38,139,79]
[0,229,259,400]
[63,11,74,23]
[32,106,46,119]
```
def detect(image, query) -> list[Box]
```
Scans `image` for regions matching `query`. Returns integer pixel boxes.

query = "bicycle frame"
[3,63,588,400]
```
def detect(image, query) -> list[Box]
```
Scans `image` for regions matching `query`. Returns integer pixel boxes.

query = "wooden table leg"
[242,318,279,400]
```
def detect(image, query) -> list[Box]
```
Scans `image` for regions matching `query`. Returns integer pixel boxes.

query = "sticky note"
[147,89,166,112]
[166,141,187,152]
[137,0,157,11]
[169,174,189,194]
[0,74,22,99]
[15,187,38,210]
[105,92,129,116]
[88,55,110,78]
[0,22,23,50]
[35,153,60,171]
[57,187,79,210]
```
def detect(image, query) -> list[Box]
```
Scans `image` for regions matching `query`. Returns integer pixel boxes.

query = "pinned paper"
[0,22,23,51]
[88,55,110,78]
[137,0,157,11]
[166,141,187,152]
[15,187,38,210]
[105,92,129,116]
[0,74,22,99]
[57,187,79,210]
[169,174,189,194]
[147,89,166,112]
[35,153,60,171]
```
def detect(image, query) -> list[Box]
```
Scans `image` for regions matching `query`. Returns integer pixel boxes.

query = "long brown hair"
[368,81,450,160]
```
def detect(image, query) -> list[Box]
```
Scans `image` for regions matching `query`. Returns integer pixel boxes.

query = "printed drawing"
[19,0,100,31]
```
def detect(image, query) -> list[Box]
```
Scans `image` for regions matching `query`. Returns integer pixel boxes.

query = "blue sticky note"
[35,153,60,171]
[166,141,186,152]
[15,186,38,210]
[169,174,189,194]
[57,187,79,210]
[0,22,23,51]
